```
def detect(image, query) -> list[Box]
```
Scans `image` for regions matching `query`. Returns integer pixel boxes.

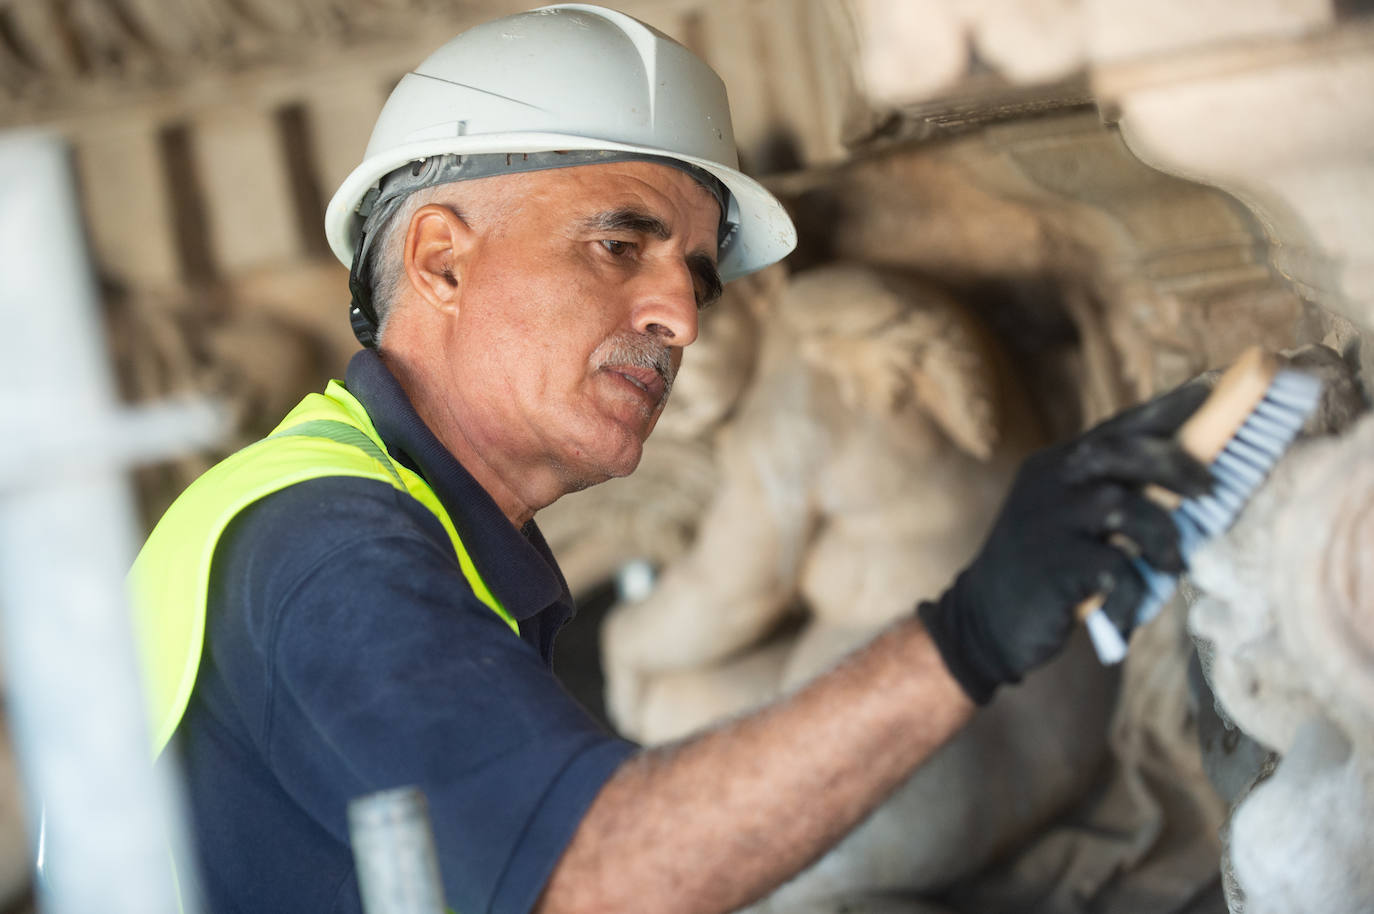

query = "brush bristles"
[1087,367,1322,663]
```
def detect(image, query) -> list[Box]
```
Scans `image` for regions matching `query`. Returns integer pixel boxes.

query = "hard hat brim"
[324,133,796,284]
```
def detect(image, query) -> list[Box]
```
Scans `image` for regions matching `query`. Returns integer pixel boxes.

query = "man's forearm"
[538,616,974,914]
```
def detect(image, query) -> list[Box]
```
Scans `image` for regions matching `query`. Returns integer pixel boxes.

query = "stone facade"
[0,1,1370,911]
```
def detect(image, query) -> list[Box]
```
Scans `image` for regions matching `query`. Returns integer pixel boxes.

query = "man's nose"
[629,260,700,347]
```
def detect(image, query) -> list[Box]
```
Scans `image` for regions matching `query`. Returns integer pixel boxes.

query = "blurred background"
[1,1,1371,912]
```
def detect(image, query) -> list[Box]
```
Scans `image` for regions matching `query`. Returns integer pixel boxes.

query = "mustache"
[590,333,677,401]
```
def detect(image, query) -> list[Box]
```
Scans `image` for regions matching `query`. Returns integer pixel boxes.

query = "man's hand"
[919,382,1213,704]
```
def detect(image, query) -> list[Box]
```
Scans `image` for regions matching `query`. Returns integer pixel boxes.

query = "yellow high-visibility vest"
[129,379,518,757]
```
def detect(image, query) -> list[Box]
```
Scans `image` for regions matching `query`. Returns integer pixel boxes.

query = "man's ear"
[403,203,477,314]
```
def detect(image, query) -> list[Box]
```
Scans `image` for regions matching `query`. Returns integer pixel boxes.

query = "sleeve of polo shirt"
[215,476,637,914]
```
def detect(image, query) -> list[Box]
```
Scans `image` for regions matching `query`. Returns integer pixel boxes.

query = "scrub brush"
[1079,347,1323,663]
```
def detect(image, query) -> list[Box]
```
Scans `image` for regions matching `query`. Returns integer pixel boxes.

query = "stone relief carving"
[0,1,1364,908]
[531,120,1340,908]
[1185,345,1372,914]
[602,262,1033,737]
[847,0,1374,350]
[596,262,1119,907]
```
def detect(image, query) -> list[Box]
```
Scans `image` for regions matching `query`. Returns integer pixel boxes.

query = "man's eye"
[600,239,634,256]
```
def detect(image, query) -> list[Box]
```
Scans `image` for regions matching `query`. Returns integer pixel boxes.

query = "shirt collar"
[343,349,570,621]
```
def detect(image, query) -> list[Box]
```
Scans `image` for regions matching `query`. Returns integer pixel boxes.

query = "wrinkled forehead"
[524,160,724,240]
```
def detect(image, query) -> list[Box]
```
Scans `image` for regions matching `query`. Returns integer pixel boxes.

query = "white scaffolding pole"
[0,130,222,913]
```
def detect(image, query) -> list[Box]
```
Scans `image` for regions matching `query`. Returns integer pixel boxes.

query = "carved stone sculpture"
[601,263,1118,906]
[1186,348,1372,913]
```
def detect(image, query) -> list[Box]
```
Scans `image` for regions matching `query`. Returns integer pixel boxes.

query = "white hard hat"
[324,3,796,284]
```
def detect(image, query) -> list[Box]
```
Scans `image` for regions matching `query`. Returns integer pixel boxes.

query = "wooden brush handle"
[1075,346,1279,625]
[1177,346,1279,464]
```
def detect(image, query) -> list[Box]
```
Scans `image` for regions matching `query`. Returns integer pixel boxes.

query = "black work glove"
[919,382,1214,704]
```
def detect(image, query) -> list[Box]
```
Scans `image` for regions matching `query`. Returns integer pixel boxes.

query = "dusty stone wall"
[847,0,1374,388]
[0,1,1370,911]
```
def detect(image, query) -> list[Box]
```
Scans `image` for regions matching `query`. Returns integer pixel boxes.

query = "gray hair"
[364,186,441,345]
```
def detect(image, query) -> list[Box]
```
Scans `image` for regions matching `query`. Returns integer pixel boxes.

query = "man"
[130,6,1211,913]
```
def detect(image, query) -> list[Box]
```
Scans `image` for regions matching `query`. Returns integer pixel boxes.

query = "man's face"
[437,161,723,494]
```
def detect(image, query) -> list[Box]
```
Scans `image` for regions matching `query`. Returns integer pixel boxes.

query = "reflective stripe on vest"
[129,380,518,757]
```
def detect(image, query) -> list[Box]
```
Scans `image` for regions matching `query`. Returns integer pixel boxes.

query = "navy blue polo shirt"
[176,349,637,914]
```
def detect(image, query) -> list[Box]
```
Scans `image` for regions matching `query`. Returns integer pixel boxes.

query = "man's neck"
[377,346,548,529]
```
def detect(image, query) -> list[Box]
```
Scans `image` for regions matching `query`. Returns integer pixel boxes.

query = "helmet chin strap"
[346,150,736,348]
[347,231,381,349]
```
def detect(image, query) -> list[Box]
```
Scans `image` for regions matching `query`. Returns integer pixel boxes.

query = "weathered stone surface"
[685,0,856,172]
[600,264,1112,904]
[849,0,968,108]
[191,106,301,274]
[777,114,1311,429]
[301,82,391,206]
[844,0,1371,345]
[968,0,1087,84]
[1107,37,1374,334]
[1188,364,1373,914]
[71,120,180,287]
[1086,0,1335,64]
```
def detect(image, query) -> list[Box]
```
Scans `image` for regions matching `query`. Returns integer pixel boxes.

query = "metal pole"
[349,787,447,914]
[0,130,220,913]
